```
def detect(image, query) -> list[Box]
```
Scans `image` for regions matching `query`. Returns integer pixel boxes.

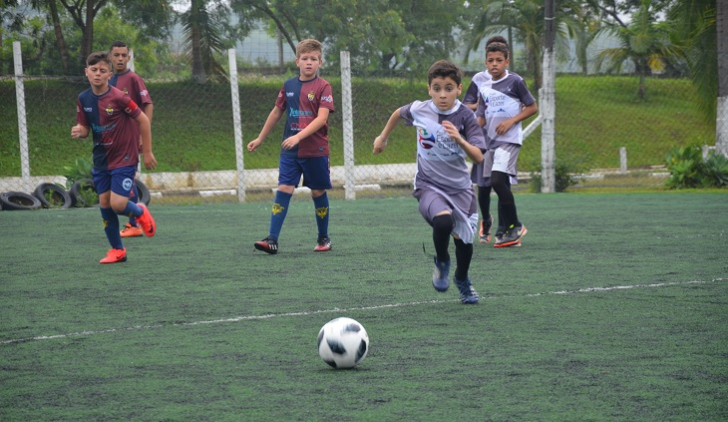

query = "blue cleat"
[455,277,479,304]
[432,257,450,292]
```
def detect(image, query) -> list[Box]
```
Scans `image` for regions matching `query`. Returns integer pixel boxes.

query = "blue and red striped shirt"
[76,86,142,170]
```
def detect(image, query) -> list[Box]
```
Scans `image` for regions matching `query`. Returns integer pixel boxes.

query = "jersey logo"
[106,105,114,115]
[123,88,128,95]
[307,91,315,101]
[417,128,436,150]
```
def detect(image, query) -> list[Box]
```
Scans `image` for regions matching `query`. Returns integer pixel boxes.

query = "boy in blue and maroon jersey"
[373,60,486,304]
[247,39,335,255]
[71,51,157,264]
[109,40,154,238]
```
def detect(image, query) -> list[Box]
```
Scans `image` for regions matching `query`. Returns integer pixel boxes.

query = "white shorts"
[473,143,520,187]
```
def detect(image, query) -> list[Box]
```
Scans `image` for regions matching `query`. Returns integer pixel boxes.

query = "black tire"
[69,178,98,207]
[0,191,42,211]
[134,178,151,206]
[33,183,73,209]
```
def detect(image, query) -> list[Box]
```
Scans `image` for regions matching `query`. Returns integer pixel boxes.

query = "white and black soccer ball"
[317,317,369,369]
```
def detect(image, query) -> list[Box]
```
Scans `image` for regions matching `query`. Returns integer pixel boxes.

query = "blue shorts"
[278,155,332,190]
[92,165,137,197]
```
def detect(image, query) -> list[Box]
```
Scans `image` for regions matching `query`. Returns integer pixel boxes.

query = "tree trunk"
[190,0,207,83]
[48,0,70,75]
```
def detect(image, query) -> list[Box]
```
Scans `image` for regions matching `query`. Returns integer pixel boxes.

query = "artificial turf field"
[1,192,726,421]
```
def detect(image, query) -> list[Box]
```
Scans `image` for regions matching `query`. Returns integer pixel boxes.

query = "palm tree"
[179,0,229,83]
[596,0,681,99]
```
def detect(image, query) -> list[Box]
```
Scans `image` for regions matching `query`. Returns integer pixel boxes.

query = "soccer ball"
[317,317,369,369]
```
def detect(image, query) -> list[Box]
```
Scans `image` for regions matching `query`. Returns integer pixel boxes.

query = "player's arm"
[134,111,157,170]
[373,108,403,154]
[462,81,479,111]
[494,102,538,136]
[281,107,330,150]
[71,124,90,139]
[247,106,284,152]
[141,103,154,123]
[442,120,484,164]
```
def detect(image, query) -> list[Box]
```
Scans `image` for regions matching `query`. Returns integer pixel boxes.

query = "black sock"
[477,185,492,222]
[432,214,453,263]
[454,238,473,281]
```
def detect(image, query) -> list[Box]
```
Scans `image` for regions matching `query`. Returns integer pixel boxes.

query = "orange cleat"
[135,203,156,237]
[120,222,143,238]
[100,247,127,264]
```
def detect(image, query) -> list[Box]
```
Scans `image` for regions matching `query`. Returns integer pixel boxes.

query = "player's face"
[110,46,131,73]
[296,52,322,80]
[85,61,112,89]
[427,77,462,111]
[486,51,509,80]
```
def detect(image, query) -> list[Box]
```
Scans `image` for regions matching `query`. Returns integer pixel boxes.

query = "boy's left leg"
[301,156,333,252]
[312,190,331,251]
[453,237,478,304]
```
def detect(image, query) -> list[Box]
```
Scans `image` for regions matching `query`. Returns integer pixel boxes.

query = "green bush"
[62,157,93,189]
[528,161,583,193]
[665,146,728,189]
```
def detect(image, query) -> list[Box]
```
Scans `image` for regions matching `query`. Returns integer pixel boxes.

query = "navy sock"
[454,238,473,281]
[432,214,454,263]
[128,185,139,226]
[121,200,143,219]
[313,192,329,239]
[100,207,123,250]
[269,190,292,241]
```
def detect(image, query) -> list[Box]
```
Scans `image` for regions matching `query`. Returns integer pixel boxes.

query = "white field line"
[2,278,724,345]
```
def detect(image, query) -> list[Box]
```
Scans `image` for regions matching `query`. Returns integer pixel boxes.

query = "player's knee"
[432,213,454,235]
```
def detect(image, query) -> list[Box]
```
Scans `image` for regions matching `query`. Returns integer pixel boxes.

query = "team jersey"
[400,99,486,193]
[109,69,152,107]
[275,76,335,158]
[476,70,536,147]
[76,86,142,171]
[462,71,492,106]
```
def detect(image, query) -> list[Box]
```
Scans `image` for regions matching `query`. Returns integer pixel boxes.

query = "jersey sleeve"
[462,112,486,150]
[463,81,479,105]
[475,99,485,118]
[318,82,335,112]
[134,77,153,105]
[75,98,88,126]
[399,102,416,126]
[515,78,536,106]
[274,85,287,111]
[123,99,142,118]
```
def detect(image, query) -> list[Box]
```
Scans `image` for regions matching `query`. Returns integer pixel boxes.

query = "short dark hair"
[486,42,509,59]
[427,60,463,86]
[86,51,111,67]
[486,35,507,47]
[110,40,129,50]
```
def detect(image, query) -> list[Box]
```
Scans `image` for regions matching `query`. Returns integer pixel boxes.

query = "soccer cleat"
[314,236,332,252]
[254,237,278,254]
[494,224,527,248]
[432,257,450,292]
[100,247,127,264]
[120,222,143,238]
[479,214,493,244]
[135,203,156,237]
[455,277,479,304]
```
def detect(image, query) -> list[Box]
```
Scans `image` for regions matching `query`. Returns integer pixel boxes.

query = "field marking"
[2,278,724,345]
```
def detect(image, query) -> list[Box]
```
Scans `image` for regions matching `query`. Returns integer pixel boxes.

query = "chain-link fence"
[1,40,724,207]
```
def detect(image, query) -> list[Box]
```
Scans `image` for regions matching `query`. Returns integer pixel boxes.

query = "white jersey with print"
[476,70,536,146]
[400,99,486,193]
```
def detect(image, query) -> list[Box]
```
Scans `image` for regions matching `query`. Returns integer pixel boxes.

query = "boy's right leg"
[453,238,478,304]
[431,213,454,292]
[477,185,493,244]
[121,183,143,238]
[254,188,293,254]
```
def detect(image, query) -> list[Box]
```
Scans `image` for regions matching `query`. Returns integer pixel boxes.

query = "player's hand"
[247,138,262,152]
[281,135,301,150]
[71,124,86,139]
[143,152,157,170]
[373,135,387,154]
[495,119,514,136]
[442,120,464,144]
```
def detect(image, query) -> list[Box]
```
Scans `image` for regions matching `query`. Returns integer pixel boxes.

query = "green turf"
[1,193,726,420]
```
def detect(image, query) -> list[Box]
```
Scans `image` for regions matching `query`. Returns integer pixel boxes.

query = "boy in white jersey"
[475,42,538,248]
[373,60,486,304]
[463,35,512,244]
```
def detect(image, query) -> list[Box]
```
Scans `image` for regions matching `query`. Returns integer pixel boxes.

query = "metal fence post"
[620,147,627,174]
[13,42,31,193]
[540,0,556,193]
[340,51,356,200]
[229,48,246,203]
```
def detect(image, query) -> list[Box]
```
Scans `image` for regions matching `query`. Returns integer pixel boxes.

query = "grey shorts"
[471,143,520,187]
[413,186,477,226]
